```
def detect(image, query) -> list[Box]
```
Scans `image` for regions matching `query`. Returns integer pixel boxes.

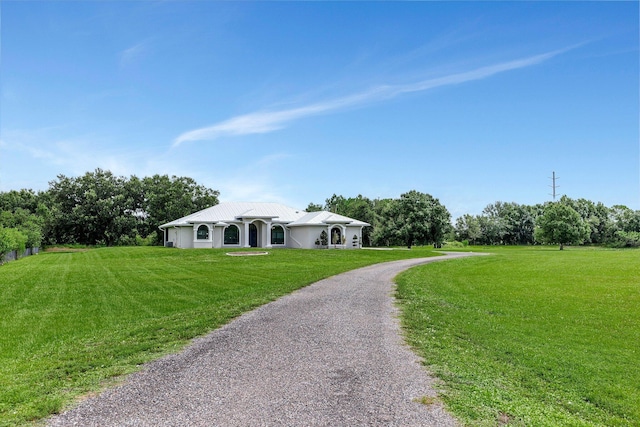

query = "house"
[159,202,370,249]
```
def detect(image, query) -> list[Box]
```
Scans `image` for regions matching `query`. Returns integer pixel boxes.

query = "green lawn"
[396,246,640,426]
[0,246,436,427]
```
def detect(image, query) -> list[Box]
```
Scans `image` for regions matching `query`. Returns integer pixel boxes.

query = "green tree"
[0,227,16,260]
[454,214,482,244]
[141,174,219,244]
[534,203,589,250]
[43,170,219,246]
[558,196,613,244]
[305,202,323,212]
[371,198,397,246]
[376,190,451,248]
[324,194,347,213]
[47,169,137,246]
[492,202,536,245]
[609,205,640,233]
[0,208,43,248]
[0,226,27,260]
[0,189,41,213]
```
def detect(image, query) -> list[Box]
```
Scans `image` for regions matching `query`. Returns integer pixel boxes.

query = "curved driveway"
[49,252,478,426]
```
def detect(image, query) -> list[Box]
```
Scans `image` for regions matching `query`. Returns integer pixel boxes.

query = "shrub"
[21,225,42,248]
[0,227,27,260]
[319,230,328,246]
[608,231,640,248]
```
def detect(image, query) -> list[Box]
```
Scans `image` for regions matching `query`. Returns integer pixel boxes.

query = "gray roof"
[287,211,370,227]
[159,202,370,228]
[159,202,304,228]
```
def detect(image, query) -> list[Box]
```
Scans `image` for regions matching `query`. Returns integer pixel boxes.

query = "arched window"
[331,227,342,245]
[271,225,285,245]
[196,225,209,240]
[224,225,240,245]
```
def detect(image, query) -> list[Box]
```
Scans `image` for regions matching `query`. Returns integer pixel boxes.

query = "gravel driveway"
[48,252,477,426]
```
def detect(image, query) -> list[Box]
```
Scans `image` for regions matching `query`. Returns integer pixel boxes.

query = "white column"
[244,221,250,248]
[266,221,273,248]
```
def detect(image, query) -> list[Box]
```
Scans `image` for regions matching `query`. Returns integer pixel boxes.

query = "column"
[244,221,250,248]
[266,221,273,249]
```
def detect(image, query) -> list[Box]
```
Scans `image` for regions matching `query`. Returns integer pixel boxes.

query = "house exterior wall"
[212,227,223,248]
[288,226,363,249]
[166,223,363,249]
[345,226,364,248]
[166,226,195,249]
[193,223,212,249]
[288,227,315,248]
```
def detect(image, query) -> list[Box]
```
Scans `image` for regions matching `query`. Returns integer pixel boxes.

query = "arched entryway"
[249,223,258,247]
[331,226,343,245]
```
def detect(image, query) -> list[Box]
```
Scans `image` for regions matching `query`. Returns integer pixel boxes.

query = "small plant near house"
[319,230,328,246]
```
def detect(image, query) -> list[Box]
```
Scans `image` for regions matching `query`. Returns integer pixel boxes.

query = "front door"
[249,223,258,247]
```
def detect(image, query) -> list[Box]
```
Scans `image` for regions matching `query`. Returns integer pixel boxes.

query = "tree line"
[0,169,218,259]
[452,196,640,248]
[1,169,639,260]
[307,194,640,250]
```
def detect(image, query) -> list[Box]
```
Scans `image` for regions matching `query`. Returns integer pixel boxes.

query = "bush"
[21,225,42,248]
[319,230,328,246]
[0,227,27,260]
[608,231,640,248]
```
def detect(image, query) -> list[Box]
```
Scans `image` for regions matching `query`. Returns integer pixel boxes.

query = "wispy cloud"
[173,45,578,147]
[119,40,150,69]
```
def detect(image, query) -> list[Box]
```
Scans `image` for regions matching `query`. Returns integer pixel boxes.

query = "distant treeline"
[452,197,640,248]
[1,169,639,261]
[306,194,640,249]
[0,169,218,259]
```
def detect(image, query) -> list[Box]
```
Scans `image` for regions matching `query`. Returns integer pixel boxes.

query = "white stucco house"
[159,202,370,249]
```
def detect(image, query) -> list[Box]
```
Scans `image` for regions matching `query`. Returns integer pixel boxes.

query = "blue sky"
[1,1,638,218]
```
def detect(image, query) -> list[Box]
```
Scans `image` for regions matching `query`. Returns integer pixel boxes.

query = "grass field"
[0,246,436,427]
[396,246,640,426]
[4,246,637,426]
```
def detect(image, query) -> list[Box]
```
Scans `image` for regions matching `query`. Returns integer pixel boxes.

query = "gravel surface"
[48,252,478,426]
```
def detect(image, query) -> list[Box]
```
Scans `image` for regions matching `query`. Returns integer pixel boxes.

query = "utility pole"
[549,171,559,201]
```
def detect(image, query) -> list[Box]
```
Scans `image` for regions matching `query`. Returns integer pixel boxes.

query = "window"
[224,225,240,245]
[271,225,285,245]
[197,225,209,240]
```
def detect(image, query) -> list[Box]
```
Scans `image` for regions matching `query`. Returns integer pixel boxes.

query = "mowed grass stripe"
[0,246,435,426]
[396,247,640,426]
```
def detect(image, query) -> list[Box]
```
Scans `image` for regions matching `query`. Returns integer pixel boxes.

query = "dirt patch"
[226,251,269,256]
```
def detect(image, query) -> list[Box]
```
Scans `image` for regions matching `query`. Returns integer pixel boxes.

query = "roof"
[287,211,370,227]
[159,202,370,228]
[159,202,305,228]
